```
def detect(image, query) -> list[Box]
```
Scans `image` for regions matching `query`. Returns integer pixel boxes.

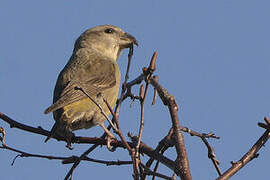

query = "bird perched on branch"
[44,25,138,149]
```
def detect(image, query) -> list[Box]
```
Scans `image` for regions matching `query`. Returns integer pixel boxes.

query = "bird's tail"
[44,123,58,143]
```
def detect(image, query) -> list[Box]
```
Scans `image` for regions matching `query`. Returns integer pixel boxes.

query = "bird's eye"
[104,28,114,34]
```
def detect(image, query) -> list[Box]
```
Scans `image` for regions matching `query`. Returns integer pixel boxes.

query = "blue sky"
[1,0,270,179]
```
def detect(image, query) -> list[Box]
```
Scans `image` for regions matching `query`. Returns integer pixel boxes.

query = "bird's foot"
[106,134,117,152]
[99,123,117,151]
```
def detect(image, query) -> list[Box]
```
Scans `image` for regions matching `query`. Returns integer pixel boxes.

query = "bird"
[44,24,138,149]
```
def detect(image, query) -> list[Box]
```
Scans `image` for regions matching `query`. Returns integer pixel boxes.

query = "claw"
[106,135,116,152]
[100,123,116,151]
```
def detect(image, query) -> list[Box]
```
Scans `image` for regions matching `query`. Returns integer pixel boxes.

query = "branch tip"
[149,52,158,72]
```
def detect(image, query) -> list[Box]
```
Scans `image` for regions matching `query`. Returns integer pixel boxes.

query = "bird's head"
[74,25,138,61]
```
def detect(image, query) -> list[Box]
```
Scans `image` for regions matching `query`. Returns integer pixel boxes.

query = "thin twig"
[135,52,157,157]
[140,163,172,180]
[217,118,270,180]
[74,86,117,131]
[145,129,174,171]
[64,134,107,180]
[151,131,174,180]
[178,125,221,175]
[129,135,179,175]
[0,131,72,166]
[0,142,131,167]
[62,155,132,166]
[201,137,222,176]
[112,46,139,179]
[151,76,158,106]
[258,116,270,131]
[0,145,68,162]
[135,84,146,173]
[180,126,220,139]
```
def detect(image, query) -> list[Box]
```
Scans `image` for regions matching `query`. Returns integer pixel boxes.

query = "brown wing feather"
[44,58,116,114]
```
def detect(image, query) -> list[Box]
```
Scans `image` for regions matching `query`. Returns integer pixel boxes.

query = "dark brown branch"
[0,112,179,174]
[151,76,158,106]
[149,76,192,180]
[140,163,172,180]
[0,111,107,145]
[1,144,67,162]
[151,134,174,180]
[1,46,269,180]
[130,135,179,175]
[64,134,107,180]
[216,117,270,180]
[145,128,174,170]
[150,139,173,180]
[0,112,52,138]
[152,161,160,180]
[126,74,145,89]
[62,155,132,166]
[144,126,221,178]
[1,142,131,167]
[258,116,270,131]
[0,128,131,168]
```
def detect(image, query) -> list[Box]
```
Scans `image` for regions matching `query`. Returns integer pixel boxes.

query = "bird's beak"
[120,32,138,48]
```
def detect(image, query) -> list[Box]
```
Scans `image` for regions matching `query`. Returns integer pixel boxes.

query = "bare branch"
[62,155,132,166]
[216,117,270,180]
[1,143,68,163]
[151,76,158,106]
[63,134,106,180]
[145,128,174,170]
[4,49,268,180]
[201,137,222,176]
[140,163,172,180]
[149,76,192,180]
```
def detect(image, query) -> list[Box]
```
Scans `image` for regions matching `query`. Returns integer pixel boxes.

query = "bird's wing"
[44,58,116,114]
